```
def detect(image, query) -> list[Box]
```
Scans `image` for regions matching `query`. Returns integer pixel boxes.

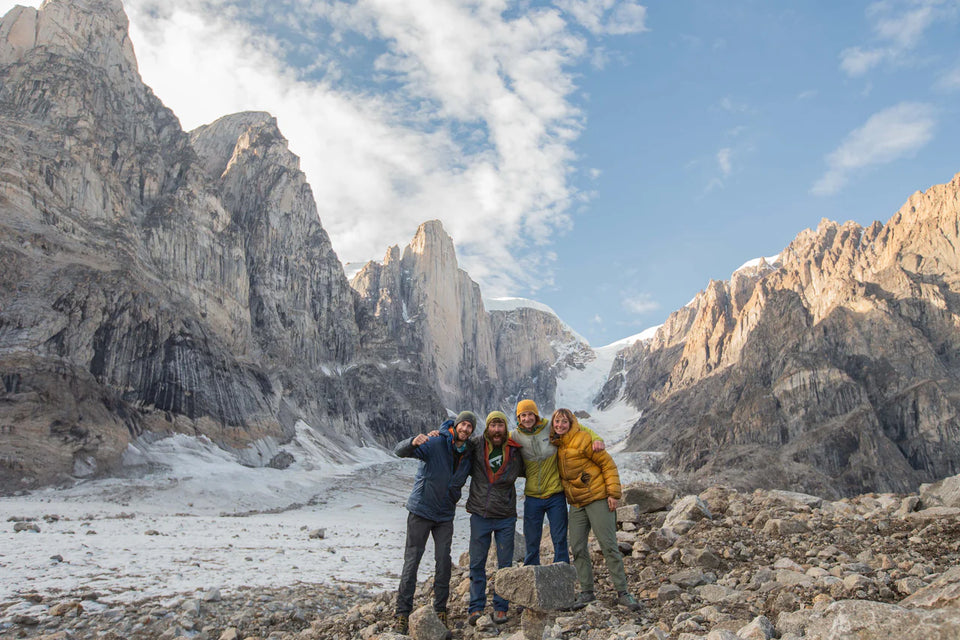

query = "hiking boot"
[393,613,409,634]
[467,611,481,626]
[435,610,448,627]
[567,591,596,610]
[492,610,509,624]
[617,591,642,611]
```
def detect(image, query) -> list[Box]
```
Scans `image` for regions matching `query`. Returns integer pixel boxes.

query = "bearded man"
[464,411,524,626]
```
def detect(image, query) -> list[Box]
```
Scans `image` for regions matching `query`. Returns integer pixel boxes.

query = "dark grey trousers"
[395,512,454,615]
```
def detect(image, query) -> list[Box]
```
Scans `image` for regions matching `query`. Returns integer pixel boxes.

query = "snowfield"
[2,327,663,606]
[1,422,661,604]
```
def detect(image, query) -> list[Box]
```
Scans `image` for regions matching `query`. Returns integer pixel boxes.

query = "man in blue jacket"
[393,410,477,634]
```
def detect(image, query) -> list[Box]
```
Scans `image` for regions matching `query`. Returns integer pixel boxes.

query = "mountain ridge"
[3,0,960,500]
[606,171,960,497]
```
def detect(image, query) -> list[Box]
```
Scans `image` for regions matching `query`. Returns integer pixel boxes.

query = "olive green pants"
[568,498,628,593]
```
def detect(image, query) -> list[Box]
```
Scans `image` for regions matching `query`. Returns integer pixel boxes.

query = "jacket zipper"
[483,441,492,517]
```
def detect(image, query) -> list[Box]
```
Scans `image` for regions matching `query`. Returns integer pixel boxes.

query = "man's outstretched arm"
[395,433,430,459]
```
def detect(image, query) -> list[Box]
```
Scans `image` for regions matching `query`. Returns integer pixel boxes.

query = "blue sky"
[4,0,960,346]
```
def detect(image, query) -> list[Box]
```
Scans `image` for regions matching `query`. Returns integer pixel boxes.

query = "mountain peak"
[1,0,137,72]
[408,219,456,262]
[190,111,287,180]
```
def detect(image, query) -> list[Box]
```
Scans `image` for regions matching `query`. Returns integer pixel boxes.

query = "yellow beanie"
[486,410,509,427]
[516,399,540,421]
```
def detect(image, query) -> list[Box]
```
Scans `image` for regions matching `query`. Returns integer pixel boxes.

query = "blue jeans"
[522,492,570,565]
[469,514,516,613]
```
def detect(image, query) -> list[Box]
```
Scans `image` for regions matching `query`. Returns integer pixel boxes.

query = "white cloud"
[839,46,887,76]
[812,102,936,196]
[717,148,732,177]
[718,96,751,114]
[937,64,960,91]
[623,292,659,315]
[703,147,733,193]
[555,0,648,36]
[0,0,648,298]
[870,1,937,49]
[840,0,959,77]
[705,177,724,193]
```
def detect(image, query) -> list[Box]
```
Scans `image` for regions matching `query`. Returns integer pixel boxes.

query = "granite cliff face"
[0,0,447,489]
[351,221,497,410]
[608,173,960,497]
[6,0,960,501]
[350,221,593,415]
[488,303,595,409]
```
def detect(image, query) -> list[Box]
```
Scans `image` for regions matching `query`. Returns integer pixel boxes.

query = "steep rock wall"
[0,0,446,488]
[615,173,960,497]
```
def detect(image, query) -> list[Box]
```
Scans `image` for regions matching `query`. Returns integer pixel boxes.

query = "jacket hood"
[442,418,475,449]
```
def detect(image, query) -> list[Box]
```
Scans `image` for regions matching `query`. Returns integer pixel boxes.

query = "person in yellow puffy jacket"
[550,407,641,611]
[511,399,604,565]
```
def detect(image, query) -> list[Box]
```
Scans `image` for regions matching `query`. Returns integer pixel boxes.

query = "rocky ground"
[5,476,960,640]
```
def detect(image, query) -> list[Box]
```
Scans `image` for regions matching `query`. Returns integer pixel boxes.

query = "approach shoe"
[492,610,509,624]
[393,613,409,634]
[568,591,596,610]
[467,611,481,626]
[617,591,642,611]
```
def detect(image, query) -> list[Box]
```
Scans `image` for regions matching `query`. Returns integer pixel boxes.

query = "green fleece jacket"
[510,418,602,499]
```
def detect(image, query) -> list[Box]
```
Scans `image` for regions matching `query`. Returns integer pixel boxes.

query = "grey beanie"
[455,410,478,431]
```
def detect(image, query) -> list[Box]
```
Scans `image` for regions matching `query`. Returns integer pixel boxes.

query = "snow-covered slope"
[554,326,661,450]
[485,296,589,345]
[0,415,661,602]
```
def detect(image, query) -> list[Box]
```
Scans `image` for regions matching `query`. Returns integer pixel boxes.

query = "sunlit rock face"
[351,220,594,415]
[610,173,960,497]
[0,0,449,489]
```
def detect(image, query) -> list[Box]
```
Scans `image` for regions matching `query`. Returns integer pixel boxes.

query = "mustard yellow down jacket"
[553,419,621,508]
[510,418,603,499]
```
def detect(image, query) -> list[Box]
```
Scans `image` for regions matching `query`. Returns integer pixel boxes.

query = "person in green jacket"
[510,399,604,565]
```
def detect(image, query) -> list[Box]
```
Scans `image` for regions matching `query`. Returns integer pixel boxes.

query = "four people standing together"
[392,400,640,634]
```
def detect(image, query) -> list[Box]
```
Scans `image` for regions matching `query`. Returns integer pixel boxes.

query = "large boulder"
[919,474,960,509]
[493,564,577,610]
[622,482,676,513]
[782,599,960,639]
[664,495,712,533]
[408,605,450,640]
[900,566,960,609]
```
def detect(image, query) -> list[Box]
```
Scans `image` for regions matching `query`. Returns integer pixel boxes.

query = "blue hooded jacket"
[395,419,475,522]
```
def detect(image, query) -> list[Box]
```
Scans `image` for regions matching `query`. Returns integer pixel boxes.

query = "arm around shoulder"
[582,424,605,450]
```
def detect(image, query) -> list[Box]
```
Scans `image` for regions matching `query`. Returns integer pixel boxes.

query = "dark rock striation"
[0,0,448,489]
[5,0,960,503]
